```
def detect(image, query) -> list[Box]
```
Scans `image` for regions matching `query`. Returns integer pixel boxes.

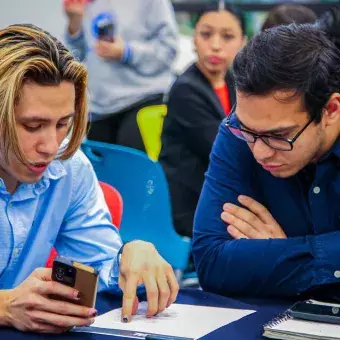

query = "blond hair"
[0,24,88,164]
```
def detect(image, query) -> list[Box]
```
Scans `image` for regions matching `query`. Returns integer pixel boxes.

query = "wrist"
[0,290,12,327]
[68,18,82,36]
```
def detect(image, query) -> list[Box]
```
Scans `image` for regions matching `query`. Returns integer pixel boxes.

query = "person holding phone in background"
[0,24,178,334]
[63,0,178,151]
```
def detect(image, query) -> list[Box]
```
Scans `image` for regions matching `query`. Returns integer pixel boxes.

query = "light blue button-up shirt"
[0,149,122,292]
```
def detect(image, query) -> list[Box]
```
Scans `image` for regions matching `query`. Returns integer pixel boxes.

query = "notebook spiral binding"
[264,311,293,329]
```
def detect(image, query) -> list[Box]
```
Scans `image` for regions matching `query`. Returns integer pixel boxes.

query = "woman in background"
[261,4,317,31]
[160,3,246,238]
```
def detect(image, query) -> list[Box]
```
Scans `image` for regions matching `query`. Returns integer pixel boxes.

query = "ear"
[323,93,340,127]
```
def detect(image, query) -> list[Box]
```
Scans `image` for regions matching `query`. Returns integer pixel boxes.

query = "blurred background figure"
[160,2,246,238]
[317,4,340,51]
[261,3,317,30]
[64,0,178,151]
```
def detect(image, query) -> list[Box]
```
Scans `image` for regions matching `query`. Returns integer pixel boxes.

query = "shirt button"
[13,248,19,255]
[313,186,321,194]
[334,270,340,279]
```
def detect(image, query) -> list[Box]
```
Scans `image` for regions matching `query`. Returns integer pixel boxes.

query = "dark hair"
[194,3,246,36]
[233,24,340,123]
[317,5,340,51]
[262,4,317,31]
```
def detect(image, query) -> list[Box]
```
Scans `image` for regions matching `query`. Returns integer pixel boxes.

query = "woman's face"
[194,10,245,76]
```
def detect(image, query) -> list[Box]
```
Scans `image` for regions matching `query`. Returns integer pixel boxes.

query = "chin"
[269,166,301,178]
[205,63,226,74]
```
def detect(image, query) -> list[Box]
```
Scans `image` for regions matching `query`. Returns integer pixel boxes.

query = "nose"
[251,138,276,162]
[37,130,60,157]
[211,34,221,51]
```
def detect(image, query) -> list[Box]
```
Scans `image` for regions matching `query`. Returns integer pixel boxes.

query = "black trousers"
[87,94,164,152]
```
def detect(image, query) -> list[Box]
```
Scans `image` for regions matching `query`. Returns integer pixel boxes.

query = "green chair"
[137,104,167,161]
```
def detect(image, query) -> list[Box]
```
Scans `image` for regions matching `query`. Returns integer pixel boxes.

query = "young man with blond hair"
[0,24,178,334]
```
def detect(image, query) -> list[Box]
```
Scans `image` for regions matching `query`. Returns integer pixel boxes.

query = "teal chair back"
[82,140,191,271]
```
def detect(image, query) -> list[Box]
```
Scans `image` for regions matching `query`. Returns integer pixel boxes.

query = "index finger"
[238,195,277,225]
[36,280,79,301]
[121,274,139,323]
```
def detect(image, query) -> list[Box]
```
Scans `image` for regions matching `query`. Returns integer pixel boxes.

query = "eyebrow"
[200,24,234,31]
[235,114,299,135]
[18,112,75,124]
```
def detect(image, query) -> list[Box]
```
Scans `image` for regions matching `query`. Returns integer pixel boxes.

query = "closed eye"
[24,124,41,132]
[57,123,69,129]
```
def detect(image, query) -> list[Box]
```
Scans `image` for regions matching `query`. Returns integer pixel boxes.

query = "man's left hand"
[221,195,287,240]
[94,38,124,61]
[118,241,179,323]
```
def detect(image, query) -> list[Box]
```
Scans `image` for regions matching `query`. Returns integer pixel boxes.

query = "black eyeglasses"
[225,111,315,151]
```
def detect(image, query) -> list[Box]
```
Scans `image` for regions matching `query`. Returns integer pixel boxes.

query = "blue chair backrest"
[82,140,191,270]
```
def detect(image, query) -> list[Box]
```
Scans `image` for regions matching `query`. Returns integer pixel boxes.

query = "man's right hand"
[63,0,87,35]
[2,268,96,333]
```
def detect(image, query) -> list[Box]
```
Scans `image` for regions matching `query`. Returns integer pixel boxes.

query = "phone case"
[73,261,99,308]
[51,259,99,308]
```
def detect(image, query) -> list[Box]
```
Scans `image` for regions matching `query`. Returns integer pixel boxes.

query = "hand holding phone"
[3,267,96,333]
[52,256,99,308]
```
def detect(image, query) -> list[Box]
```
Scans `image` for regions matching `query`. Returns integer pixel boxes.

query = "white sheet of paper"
[89,302,255,339]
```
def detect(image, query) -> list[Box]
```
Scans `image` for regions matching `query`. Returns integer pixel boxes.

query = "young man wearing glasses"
[193,24,340,299]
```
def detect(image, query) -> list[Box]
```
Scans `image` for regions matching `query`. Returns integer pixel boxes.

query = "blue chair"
[81,140,191,279]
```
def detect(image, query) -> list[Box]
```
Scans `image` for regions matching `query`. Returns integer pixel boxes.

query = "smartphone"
[52,256,99,308]
[289,300,340,324]
[93,13,115,42]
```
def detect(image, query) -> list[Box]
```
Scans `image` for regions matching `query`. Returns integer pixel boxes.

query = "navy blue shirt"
[193,119,340,297]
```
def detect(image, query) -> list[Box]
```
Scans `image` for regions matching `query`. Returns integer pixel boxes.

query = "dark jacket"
[160,63,236,237]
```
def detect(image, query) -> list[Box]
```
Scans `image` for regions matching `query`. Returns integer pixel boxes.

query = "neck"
[0,165,18,194]
[313,128,340,163]
[196,62,226,88]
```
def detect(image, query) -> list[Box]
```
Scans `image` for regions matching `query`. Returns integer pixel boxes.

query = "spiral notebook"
[263,301,340,340]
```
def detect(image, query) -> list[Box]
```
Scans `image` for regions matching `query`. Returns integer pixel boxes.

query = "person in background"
[0,24,178,334]
[261,4,317,31]
[193,24,340,300]
[317,4,340,51]
[160,3,247,238]
[63,0,178,151]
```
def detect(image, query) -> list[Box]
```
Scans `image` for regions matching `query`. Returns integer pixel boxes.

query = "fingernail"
[122,315,129,323]
[74,290,81,299]
[89,309,98,317]
[222,212,230,220]
[224,204,232,211]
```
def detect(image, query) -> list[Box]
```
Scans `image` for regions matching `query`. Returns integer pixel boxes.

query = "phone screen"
[291,302,340,317]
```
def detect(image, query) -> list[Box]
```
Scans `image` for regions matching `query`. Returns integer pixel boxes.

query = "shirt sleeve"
[54,151,123,293]
[65,29,88,62]
[192,122,340,297]
[123,0,178,76]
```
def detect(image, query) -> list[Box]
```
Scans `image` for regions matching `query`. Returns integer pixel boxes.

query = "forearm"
[0,290,11,327]
[194,231,340,297]
[67,17,82,36]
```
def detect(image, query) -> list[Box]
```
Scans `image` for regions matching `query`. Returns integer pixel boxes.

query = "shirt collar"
[31,159,67,196]
[0,159,67,199]
[319,138,340,163]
